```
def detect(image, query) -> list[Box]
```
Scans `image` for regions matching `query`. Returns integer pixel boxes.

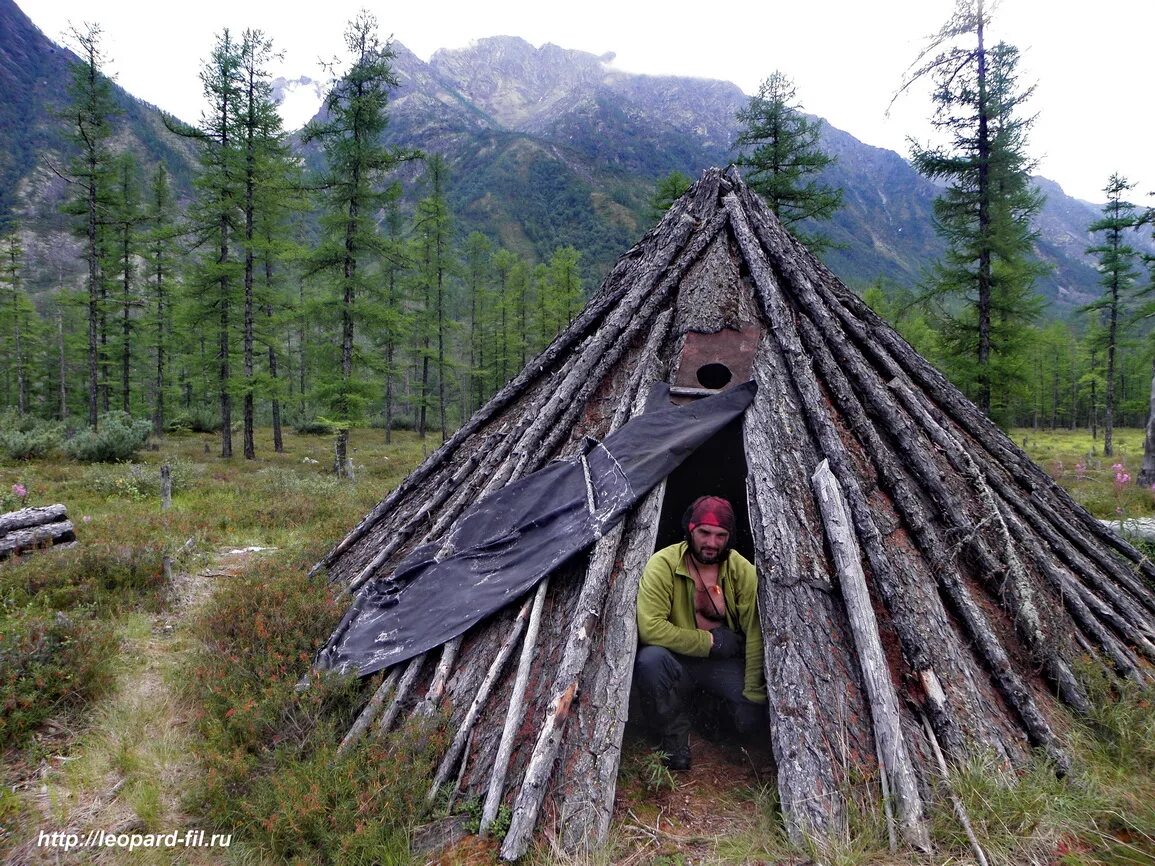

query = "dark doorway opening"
[654,415,752,560]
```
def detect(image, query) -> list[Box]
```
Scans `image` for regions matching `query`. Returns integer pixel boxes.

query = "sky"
[23,0,1155,206]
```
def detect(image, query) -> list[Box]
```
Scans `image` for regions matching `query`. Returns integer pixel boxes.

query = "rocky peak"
[429,36,613,131]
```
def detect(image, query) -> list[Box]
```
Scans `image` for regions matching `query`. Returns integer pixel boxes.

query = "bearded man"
[633,495,766,771]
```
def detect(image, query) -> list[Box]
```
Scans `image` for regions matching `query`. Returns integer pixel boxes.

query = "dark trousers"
[632,644,764,740]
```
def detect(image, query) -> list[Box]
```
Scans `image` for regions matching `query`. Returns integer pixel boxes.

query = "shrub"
[0,411,63,461]
[166,406,220,434]
[63,411,153,463]
[183,558,445,863]
[0,611,119,751]
[82,459,199,500]
[293,417,336,436]
[1,542,168,614]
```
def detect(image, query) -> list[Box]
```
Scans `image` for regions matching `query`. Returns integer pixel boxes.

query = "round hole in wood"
[696,362,732,389]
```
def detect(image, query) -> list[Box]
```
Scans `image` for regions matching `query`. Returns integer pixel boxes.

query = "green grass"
[1013,426,1155,520]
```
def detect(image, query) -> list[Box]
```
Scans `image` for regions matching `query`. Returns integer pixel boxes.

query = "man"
[634,495,766,771]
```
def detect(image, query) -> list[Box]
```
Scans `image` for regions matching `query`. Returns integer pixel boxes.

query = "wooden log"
[553,480,667,852]
[480,577,550,835]
[819,273,1155,603]
[0,519,75,559]
[922,714,990,866]
[427,596,534,803]
[376,654,426,736]
[0,504,68,534]
[338,668,398,755]
[414,637,462,718]
[812,459,930,851]
[1100,517,1155,544]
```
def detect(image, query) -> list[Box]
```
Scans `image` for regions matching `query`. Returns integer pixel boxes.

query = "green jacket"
[636,542,767,703]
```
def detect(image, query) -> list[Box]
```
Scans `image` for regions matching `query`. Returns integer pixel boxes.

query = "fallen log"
[0,504,74,560]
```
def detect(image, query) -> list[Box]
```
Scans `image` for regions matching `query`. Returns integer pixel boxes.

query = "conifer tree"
[143,165,177,435]
[63,24,119,428]
[107,152,143,414]
[412,154,455,440]
[733,71,842,248]
[462,231,492,417]
[379,195,410,442]
[302,12,412,474]
[902,0,1045,416]
[236,28,294,459]
[1,227,32,414]
[177,29,245,457]
[648,171,692,224]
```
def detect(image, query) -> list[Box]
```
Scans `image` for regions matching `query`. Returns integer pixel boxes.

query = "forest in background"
[0,1,1153,463]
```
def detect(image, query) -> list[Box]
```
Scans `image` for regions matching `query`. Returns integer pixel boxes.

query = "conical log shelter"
[313,167,1155,859]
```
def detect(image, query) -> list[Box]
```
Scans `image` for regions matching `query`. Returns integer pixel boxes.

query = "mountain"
[0,0,198,293]
[366,35,1109,310]
[0,11,1118,312]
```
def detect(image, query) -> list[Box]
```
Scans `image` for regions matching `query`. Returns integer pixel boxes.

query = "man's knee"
[730,699,765,737]
[633,645,683,695]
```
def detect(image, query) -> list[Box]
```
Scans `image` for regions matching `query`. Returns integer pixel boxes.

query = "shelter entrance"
[654,415,752,560]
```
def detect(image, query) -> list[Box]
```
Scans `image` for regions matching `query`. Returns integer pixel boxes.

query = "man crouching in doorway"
[633,495,767,772]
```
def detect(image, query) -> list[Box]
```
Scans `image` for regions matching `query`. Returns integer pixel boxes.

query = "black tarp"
[314,380,757,678]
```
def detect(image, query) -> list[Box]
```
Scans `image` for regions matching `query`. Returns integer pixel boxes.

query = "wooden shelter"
[313,167,1155,859]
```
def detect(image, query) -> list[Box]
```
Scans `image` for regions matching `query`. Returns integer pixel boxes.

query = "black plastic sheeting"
[314,380,757,678]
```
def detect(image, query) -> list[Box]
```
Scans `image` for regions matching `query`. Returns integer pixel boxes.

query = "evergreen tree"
[648,171,692,224]
[1085,175,1140,458]
[903,0,1046,416]
[412,154,455,440]
[106,152,143,414]
[143,165,178,435]
[733,71,842,248]
[236,29,294,459]
[302,12,412,474]
[176,29,245,457]
[378,195,410,442]
[62,24,120,428]
[462,231,492,417]
[0,227,33,414]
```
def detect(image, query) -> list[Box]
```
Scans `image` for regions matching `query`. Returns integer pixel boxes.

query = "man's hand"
[708,626,744,659]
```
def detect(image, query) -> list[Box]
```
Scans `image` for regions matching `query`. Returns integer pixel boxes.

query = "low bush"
[1,542,168,615]
[293,417,336,436]
[0,411,64,461]
[165,406,220,434]
[63,411,153,463]
[82,459,199,500]
[0,611,119,751]
[182,556,445,863]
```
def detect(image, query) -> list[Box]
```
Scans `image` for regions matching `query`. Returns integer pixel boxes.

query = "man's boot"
[658,711,691,772]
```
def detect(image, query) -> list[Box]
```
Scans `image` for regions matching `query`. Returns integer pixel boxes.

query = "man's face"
[688,524,730,565]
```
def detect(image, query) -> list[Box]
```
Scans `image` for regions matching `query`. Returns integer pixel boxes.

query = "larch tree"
[62,23,119,428]
[412,154,455,440]
[143,165,177,436]
[1085,174,1140,459]
[461,231,492,418]
[107,152,142,414]
[1,227,32,414]
[648,170,692,224]
[177,29,245,457]
[236,28,293,460]
[302,11,412,475]
[902,0,1045,417]
[733,70,842,249]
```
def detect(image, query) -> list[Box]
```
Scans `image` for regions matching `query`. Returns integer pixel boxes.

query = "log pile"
[313,168,1155,860]
[0,504,74,560]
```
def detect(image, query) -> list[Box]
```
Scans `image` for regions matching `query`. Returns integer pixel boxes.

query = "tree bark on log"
[0,519,75,559]
[812,459,930,851]
[0,504,68,533]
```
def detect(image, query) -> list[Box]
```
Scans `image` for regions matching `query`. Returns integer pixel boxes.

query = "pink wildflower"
[12,483,26,498]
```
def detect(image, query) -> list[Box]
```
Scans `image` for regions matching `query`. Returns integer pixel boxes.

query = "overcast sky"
[24,0,1154,206]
